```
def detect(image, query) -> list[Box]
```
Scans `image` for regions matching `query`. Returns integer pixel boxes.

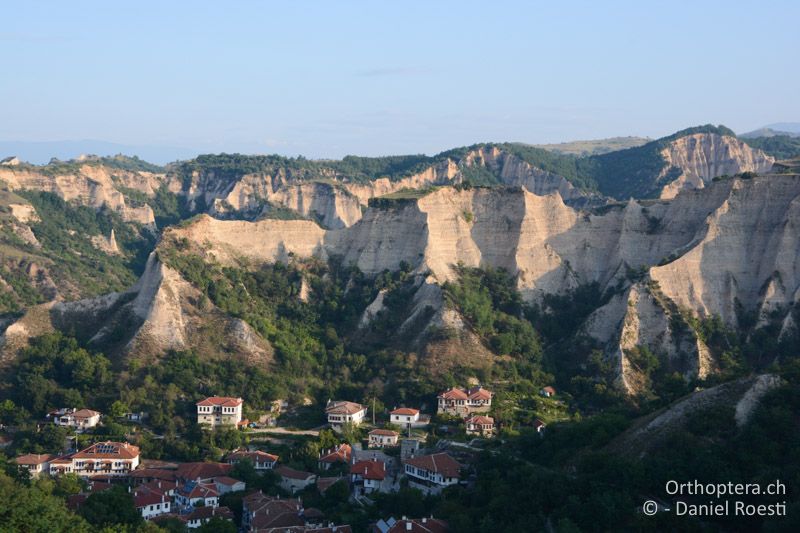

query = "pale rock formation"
[658,134,774,199]
[650,177,800,325]
[10,222,41,247]
[359,289,387,328]
[734,374,783,427]
[608,374,781,457]
[0,302,56,364]
[174,145,600,228]
[9,203,39,223]
[164,216,327,265]
[464,145,587,202]
[298,277,311,302]
[90,229,120,255]
[163,175,800,390]
[0,253,274,366]
[0,165,159,225]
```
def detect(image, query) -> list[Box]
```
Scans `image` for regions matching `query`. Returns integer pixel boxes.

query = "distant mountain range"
[532,136,651,156]
[740,122,800,138]
[0,140,199,165]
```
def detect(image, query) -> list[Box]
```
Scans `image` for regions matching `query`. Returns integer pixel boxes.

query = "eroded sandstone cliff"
[161,175,800,393]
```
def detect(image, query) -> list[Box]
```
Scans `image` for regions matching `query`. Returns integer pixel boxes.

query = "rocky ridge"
[157,175,800,393]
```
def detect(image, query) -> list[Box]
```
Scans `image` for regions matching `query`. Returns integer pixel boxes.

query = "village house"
[176,461,233,483]
[465,415,495,438]
[175,480,219,508]
[275,465,317,494]
[48,408,101,432]
[368,428,400,448]
[533,419,547,434]
[318,443,352,470]
[183,506,235,529]
[131,468,178,485]
[226,449,279,470]
[214,475,246,494]
[196,396,244,428]
[373,516,449,533]
[14,454,54,478]
[389,407,423,428]
[49,441,140,478]
[540,386,556,398]
[350,459,386,496]
[325,400,367,430]
[403,453,460,495]
[141,479,177,498]
[243,491,305,531]
[436,386,492,417]
[132,486,171,520]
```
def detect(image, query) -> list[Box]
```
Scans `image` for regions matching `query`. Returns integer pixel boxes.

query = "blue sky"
[2,0,798,161]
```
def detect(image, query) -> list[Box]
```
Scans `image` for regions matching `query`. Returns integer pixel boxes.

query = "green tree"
[110,400,128,419]
[197,517,237,533]
[0,471,91,532]
[79,486,141,528]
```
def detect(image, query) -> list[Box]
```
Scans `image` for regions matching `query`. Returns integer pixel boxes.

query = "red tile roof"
[244,492,304,530]
[86,481,113,493]
[390,407,420,416]
[133,489,168,508]
[350,460,386,481]
[325,401,366,415]
[175,462,233,481]
[142,479,177,492]
[404,453,460,478]
[466,387,492,401]
[185,505,234,522]
[130,468,178,481]
[438,388,468,401]
[72,408,101,419]
[196,396,243,407]
[316,476,345,494]
[275,465,315,480]
[319,444,352,464]
[466,415,494,425]
[72,441,139,460]
[179,482,218,499]
[533,419,546,429]
[14,453,54,465]
[541,386,556,395]
[227,450,279,463]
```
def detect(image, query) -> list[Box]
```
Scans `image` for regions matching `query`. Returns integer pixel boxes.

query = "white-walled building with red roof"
[350,459,387,495]
[14,453,54,478]
[465,414,495,437]
[325,400,367,430]
[368,428,400,448]
[403,453,460,495]
[436,386,492,417]
[48,408,102,432]
[196,396,244,428]
[47,441,140,478]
